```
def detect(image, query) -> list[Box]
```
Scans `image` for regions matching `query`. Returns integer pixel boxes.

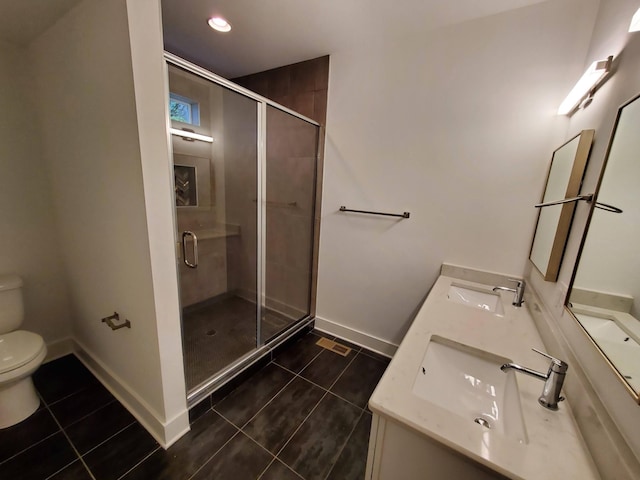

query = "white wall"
[0,40,72,349]
[316,0,599,346]
[29,0,187,446]
[126,0,188,443]
[527,0,640,468]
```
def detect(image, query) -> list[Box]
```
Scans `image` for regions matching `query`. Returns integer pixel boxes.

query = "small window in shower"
[169,93,200,126]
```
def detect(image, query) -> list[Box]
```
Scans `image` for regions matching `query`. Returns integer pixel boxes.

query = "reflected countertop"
[369,274,600,480]
[187,225,240,240]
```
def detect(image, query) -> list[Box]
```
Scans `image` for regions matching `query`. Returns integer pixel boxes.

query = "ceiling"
[161,0,548,78]
[0,0,547,77]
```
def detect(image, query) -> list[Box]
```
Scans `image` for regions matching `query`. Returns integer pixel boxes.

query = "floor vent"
[316,337,352,357]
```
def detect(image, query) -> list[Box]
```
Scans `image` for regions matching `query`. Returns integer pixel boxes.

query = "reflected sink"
[447,283,504,315]
[412,336,528,443]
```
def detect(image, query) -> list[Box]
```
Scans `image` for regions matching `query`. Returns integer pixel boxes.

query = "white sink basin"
[412,336,528,443]
[574,311,640,391]
[447,283,504,315]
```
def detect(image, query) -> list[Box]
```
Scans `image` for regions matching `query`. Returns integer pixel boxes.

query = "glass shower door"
[168,64,260,392]
[166,55,322,402]
[262,105,319,342]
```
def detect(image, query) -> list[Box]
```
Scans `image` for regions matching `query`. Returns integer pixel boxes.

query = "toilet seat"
[0,330,45,374]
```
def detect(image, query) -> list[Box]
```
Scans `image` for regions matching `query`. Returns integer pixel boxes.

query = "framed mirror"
[530,130,594,281]
[567,93,640,401]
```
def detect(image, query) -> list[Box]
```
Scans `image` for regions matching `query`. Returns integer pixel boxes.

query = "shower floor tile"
[182,295,294,391]
[3,332,390,480]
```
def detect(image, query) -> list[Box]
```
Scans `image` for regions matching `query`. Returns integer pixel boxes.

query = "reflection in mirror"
[530,130,594,282]
[568,93,640,400]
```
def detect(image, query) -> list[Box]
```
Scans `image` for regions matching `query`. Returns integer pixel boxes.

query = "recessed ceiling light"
[208,17,231,33]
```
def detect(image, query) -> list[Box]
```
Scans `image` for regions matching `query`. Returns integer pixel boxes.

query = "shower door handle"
[182,231,198,268]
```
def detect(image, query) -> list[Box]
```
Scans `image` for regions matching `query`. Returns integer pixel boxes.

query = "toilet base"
[0,376,40,429]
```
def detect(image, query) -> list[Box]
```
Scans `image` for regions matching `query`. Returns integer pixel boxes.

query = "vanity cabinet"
[366,414,506,480]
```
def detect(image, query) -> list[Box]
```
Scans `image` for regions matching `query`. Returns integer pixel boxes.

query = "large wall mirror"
[567,93,640,401]
[530,130,594,281]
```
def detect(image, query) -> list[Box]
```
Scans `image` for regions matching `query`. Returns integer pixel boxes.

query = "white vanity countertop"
[369,274,600,480]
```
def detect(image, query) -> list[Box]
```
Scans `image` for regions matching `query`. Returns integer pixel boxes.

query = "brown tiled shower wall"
[233,56,329,126]
[234,55,329,317]
[262,107,318,318]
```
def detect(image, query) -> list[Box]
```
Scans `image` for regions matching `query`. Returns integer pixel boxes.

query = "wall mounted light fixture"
[629,8,640,32]
[557,56,613,115]
[170,128,214,143]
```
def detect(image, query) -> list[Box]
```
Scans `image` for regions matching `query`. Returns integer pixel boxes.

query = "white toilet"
[0,274,47,428]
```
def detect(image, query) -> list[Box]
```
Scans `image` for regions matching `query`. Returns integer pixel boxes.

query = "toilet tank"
[0,274,24,334]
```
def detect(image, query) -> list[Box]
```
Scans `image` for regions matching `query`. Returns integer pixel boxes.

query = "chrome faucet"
[501,348,568,410]
[493,278,525,306]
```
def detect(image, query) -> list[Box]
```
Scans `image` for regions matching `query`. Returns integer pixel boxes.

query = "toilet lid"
[0,330,45,374]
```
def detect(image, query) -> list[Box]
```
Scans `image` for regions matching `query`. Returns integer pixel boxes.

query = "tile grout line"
[39,392,98,480]
[233,366,299,430]
[198,329,335,418]
[188,403,213,425]
[298,352,368,480]
[324,349,387,411]
[290,338,363,397]
[234,431,282,478]
[80,420,138,458]
[0,386,113,467]
[115,445,162,480]
[278,460,305,479]
[210,381,300,434]
[256,457,278,480]
[358,348,392,364]
[321,409,366,480]
[273,341,325,378]
[201,331,315,414]
[0,428,60,467]
[44,380,104,408]
[58,397,119,431]
[255,449,304,480]
[268,348,373,478]
[186,425,244,480]
[276,359,367,413]
[41,383,119,432]
[273,389,330,461]
[183,333,375,480]
[296,349,347,385]
[231,354,345,477]
[234,360,363,477]
[326,349,360,391]
[211,407,242,429]
[324,389,367,414]
[107,331,371,480]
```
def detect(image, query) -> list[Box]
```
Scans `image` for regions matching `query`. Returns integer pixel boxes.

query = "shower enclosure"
[165,54,320,405]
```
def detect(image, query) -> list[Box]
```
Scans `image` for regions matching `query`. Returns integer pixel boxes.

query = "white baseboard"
[72,339,189,449]
[314,316,397,358]
[44,337,75,363]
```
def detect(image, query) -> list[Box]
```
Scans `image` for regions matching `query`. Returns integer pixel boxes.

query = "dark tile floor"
[0,330,389,480]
